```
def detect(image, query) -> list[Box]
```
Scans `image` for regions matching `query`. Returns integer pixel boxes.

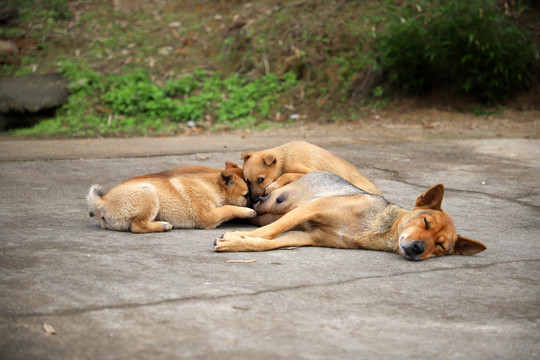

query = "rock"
[0,73,69,130]
[0,40,18,56]
[0,7,19,22]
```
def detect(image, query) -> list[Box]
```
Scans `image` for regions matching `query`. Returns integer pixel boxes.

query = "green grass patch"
[12,61,297,137]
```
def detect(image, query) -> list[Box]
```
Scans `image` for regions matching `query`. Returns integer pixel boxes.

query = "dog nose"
[410,241,424,255]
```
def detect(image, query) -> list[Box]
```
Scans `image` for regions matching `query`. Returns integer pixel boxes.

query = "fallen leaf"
[43,323,57,335]
[96,106,112,114]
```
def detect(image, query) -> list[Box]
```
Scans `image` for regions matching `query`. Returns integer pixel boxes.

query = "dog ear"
[220,171,236,186]
[415,184,444,210]
[452,235,487,255]
[241,152,252,161]
[224,161,239,169]
[224,161,244,178]
[263,155,276,166]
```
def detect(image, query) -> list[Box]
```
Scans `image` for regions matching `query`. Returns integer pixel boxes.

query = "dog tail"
[87,184,105,217]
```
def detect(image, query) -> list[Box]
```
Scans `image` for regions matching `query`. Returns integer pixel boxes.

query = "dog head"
[241,151,281,202]
[220,170,250,207]
[253,184,304,216]
[398,184,486,261]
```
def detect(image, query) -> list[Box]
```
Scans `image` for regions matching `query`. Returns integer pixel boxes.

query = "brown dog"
[214,171,486,261]
[87,162,256,233]
[241,141,381,202]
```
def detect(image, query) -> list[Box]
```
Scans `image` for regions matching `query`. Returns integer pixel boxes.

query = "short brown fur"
[241,141,381,202]
[87,162,255,233]
[215,172,485,261]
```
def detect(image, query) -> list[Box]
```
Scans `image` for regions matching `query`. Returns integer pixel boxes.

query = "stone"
[0,73,69,130]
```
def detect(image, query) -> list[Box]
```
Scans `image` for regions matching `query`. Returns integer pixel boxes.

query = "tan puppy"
[87,162,256,233]
[215,171,486,261]
[241,141,380,202]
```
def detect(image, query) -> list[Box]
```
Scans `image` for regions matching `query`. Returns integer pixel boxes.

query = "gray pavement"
[0,131,539,359]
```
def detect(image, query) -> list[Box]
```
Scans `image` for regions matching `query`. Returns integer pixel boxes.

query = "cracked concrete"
[0,131,539,359]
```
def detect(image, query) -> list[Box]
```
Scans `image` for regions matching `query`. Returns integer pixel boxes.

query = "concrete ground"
[0,127,539,359]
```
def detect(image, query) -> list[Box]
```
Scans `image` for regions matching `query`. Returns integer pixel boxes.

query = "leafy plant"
[377,0,538,102]
[12,60,297,137]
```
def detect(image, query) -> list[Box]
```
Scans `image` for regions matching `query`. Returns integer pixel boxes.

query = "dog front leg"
[265,172,305,194]
[215,230,317,252]
[198,205,257,229]
[217,201,322,244]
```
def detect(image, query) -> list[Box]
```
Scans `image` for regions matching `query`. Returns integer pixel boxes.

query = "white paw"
[242,208,257,219]
[163,222,173,231]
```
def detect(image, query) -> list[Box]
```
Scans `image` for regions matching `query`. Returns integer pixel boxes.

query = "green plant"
[12,60,297,137]
[40,0,72,19]
[377,0,538,102]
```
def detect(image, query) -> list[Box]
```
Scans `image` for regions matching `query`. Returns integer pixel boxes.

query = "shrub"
[377,0,538,102]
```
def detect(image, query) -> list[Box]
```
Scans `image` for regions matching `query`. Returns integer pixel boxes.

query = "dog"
[214,171,486,261]
[240,141,381,202]
[87,162,256,233]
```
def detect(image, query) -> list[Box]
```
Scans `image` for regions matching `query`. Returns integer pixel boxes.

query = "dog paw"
[163,222,173,231]
[214,234,230,252]
[265,181,280,194]
[214,232,248,252]
[240,208,257,219]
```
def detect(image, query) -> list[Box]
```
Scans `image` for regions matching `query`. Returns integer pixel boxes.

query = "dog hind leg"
[130,216,173,233]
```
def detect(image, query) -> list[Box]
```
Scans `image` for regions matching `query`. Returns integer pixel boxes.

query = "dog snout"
[403,241,425,260]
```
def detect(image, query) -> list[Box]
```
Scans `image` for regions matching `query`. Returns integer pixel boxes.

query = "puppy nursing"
[87,162,255,233]
[241,141,381,202]
[215,171,486,261]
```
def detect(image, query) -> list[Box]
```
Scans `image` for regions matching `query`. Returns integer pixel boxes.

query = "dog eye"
[257,177,264,184]
[245,178,251,185]
[437,242,446,251]
[423,217,429,229]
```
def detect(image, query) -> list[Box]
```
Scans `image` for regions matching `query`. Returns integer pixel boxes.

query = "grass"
[13,61,297,137]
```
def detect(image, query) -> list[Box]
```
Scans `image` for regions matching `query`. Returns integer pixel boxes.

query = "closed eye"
[423,217,429,229]
[437,243,446,251]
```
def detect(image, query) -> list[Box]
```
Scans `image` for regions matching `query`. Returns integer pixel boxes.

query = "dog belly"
[155,197,198,229]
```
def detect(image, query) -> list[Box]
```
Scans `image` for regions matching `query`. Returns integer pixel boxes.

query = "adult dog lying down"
[87,162,255,233]
[215,171,486,261]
